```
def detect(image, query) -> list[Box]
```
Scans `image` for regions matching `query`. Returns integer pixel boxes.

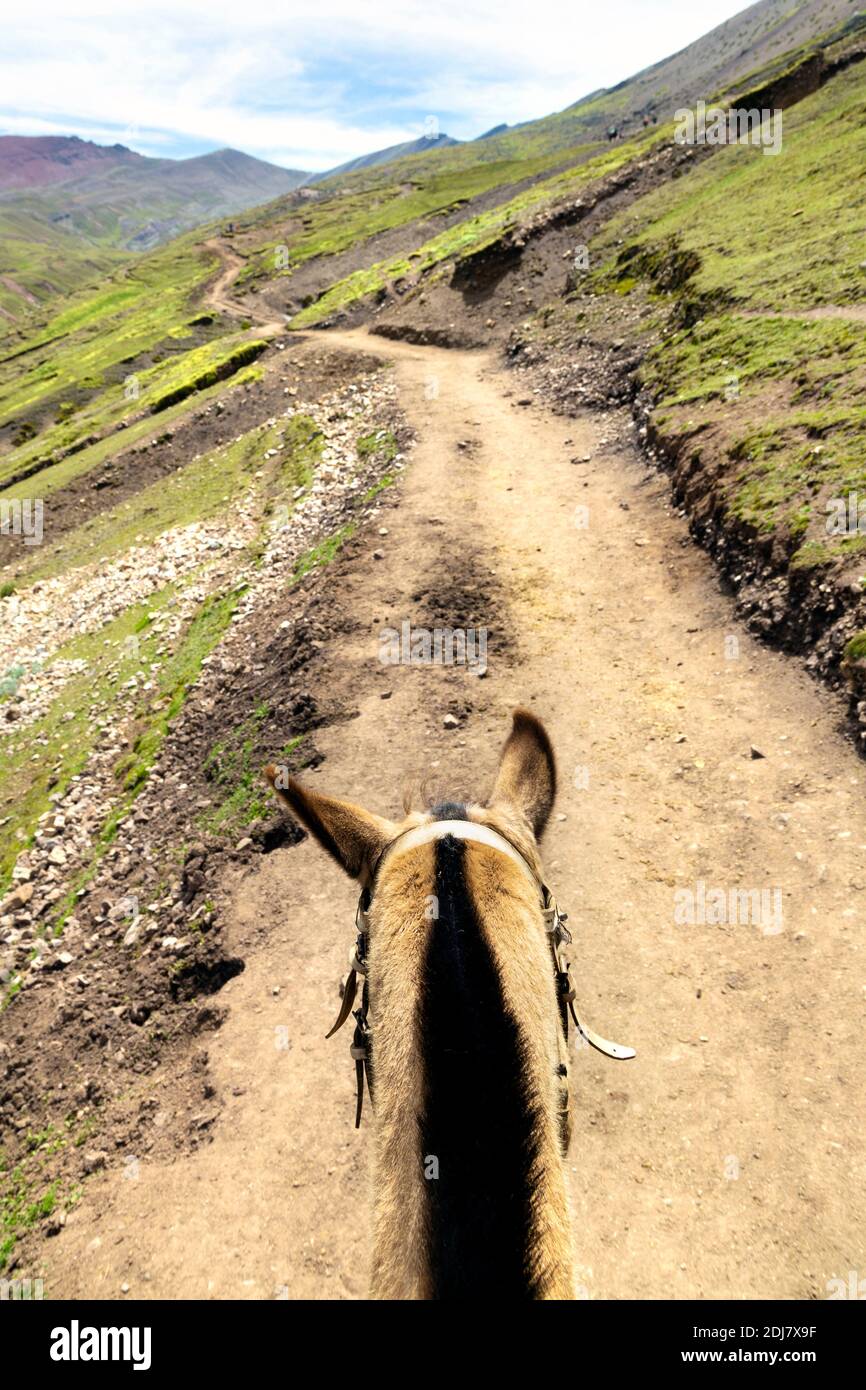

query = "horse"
[266,709,623,1299]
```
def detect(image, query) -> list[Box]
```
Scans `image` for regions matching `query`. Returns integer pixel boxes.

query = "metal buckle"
[542,888,572,947]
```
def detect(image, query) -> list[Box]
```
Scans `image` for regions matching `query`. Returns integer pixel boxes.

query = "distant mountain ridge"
[0,135,307,202]
[0,137,311,320]
[0,135,145,191]
[311,132,459,181]
[0,137,310,325]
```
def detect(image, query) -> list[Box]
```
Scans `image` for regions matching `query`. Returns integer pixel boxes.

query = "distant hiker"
[607,125,618,141]
[643,115,650,128]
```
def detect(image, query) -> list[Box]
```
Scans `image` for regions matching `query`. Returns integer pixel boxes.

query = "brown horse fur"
[265,709,576,1299]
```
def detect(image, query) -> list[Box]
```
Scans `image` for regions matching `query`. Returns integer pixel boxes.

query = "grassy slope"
[0,235,217,415]
[0,232,239,498]
[585,56,866,566]
[0,204,130,330]
[234,145,593,290]
[290,130,663,325]
[0,412,322,894]
[0,210,315,901]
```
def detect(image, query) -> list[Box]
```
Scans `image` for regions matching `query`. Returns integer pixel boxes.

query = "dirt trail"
[43,330,866,1301]
[203,238,287,335]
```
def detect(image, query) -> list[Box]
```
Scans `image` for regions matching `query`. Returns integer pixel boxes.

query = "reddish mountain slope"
[0,135,143,191]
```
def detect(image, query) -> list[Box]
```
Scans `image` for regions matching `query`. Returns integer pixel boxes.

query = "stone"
[2,883,33,914]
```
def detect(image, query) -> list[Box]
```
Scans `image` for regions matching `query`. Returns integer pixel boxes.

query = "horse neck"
[368,832,575,1299]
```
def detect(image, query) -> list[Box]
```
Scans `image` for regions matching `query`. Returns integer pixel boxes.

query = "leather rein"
[325,819,635,1128]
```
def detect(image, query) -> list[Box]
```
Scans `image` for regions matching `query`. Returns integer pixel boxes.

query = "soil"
[505,310,866,745]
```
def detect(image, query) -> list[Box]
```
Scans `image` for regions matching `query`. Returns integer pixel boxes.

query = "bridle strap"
[369,818,541,893]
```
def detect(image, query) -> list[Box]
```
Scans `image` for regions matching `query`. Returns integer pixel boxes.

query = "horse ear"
[487,708,556,839]
[265,767,396,880]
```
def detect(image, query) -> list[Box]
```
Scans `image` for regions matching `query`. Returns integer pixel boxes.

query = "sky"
[0,0,756,172]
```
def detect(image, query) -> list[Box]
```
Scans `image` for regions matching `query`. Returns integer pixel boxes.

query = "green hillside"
[0,204,130,330]
[586,54,866,566]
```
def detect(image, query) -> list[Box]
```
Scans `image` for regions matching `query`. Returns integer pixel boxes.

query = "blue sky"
[0,0,754,172]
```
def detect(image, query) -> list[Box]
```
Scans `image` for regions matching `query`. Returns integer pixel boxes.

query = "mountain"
[0,136,308,206]
[308,0,860,193]
[0,204,129,327]
[539,0,863,138]
[0,135,144,191]
[0,140,309,323]
[476,0,863,155]
[313,132,458,181]
[0,140,309,249]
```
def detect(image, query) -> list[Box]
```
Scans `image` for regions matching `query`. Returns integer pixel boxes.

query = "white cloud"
[0,0,754,168]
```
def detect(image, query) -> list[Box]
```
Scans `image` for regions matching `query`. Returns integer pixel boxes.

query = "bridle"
[325,819,635,1128]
